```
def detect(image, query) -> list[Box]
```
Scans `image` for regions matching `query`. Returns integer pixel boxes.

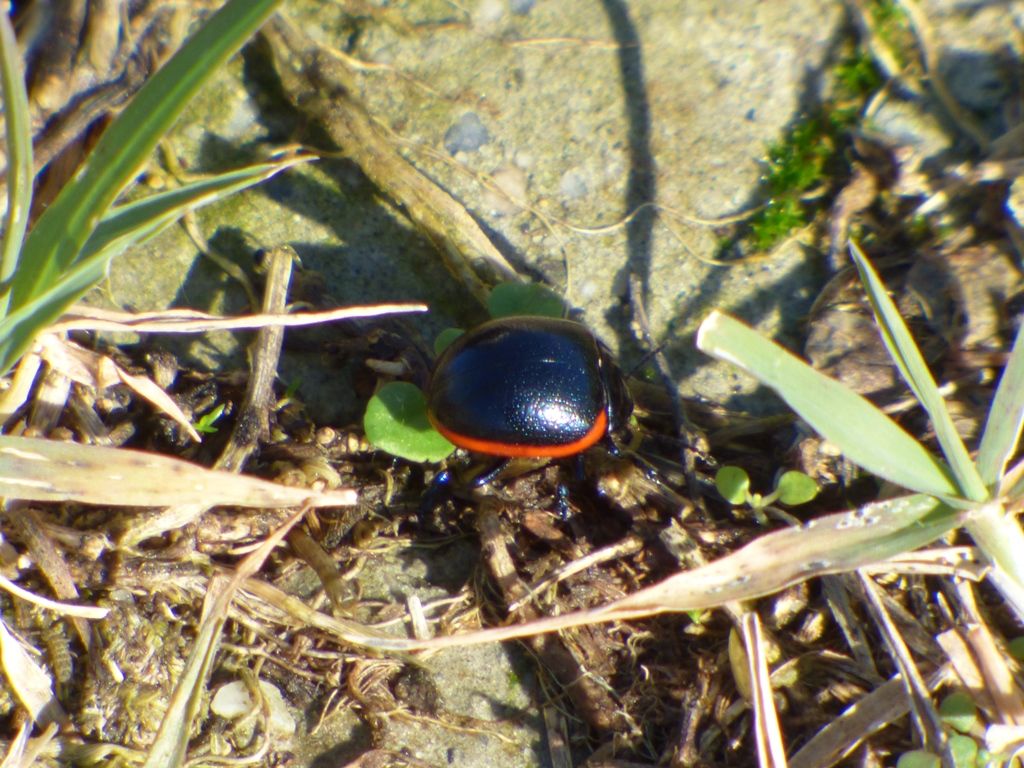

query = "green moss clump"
[742,42,884,252]
[869,0,914,68]
[834,51,883,100]
[747,113,840,252]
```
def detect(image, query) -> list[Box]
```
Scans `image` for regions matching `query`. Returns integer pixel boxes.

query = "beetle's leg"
[555,483,572,520]
[600,432,622,457]
[571,454,586,482]
[418,468,454,518]
[469,458,511,488]
[548,457,586,520]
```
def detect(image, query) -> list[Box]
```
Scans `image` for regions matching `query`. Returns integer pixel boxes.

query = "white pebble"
[211,680,296,737]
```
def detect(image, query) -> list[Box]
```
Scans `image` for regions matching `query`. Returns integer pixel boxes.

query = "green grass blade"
[849,242,987,501]
[976,322,1024,488]
[964,502,1024,622]
[8,0,282,311]
[0,158,304,372]
[0,8,33,310]
[696,311,959,498]
[80,157,308,263]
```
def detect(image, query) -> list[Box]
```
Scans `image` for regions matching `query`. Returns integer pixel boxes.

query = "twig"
[857,571,948,757]
[264,15,520,305]
[215,245,293,473]
[0,572,107,618]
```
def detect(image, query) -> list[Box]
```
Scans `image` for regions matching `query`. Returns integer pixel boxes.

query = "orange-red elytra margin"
[430,410,608,458]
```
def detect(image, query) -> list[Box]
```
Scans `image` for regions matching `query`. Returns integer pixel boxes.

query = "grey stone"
[444,112,491,155]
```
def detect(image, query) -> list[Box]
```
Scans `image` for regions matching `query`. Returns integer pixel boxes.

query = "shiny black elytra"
[426,316,633,459]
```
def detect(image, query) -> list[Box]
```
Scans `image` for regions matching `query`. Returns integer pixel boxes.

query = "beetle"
[426,316,633,463]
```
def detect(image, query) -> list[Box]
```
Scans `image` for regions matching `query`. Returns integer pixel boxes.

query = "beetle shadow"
[308,724,373,768]
[595,0,657,368]
[160,35,486,351]
[592,3,852,414]
[595,1,1020,415]
[654,50,843,414]
[231,35,555,327]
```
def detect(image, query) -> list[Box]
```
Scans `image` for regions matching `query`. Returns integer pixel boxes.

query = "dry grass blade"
[937,629,990,708]
[0,719,29,767]
[215,245,295,472]
[5,301,427,445]
[858,572,947,755]
[788,666,955,768]
[952,581,1024,726]
[235,576,407,650]
[965,627,1024,724]
[0,435,356,508]
[742,613,787,768]
[1,503,93,649]
[0,574,106,619]
[351,496,963,653]
[51,301,427,333]
[36,334,200,441]
[863,547,985,579]
[0,351,41,426]
[141,505,308,767]
[0,719,55,767]
[0,618,65,727]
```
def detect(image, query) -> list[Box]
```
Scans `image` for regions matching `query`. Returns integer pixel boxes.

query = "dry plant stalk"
[263,16,520,306]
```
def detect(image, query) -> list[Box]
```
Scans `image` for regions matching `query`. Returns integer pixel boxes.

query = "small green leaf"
[487,282,565,319]
[434,328,464,356]
[776,470,819,506]
[939,691,978,734]
[194,403,225,435]
[896,750,941,768]
[947,734,979,768]
[283,378,302,401]
[715,466,750,505]
[363,382,455,463]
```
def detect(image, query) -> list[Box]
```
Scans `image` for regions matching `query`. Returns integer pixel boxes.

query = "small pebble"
[211,680,296,737]
[940,51,1008,112]
[482,165,528,215]
[472,0,504,27]
[560,168,588,200]
[1007,177,1024,229]
[444,112,491,154]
